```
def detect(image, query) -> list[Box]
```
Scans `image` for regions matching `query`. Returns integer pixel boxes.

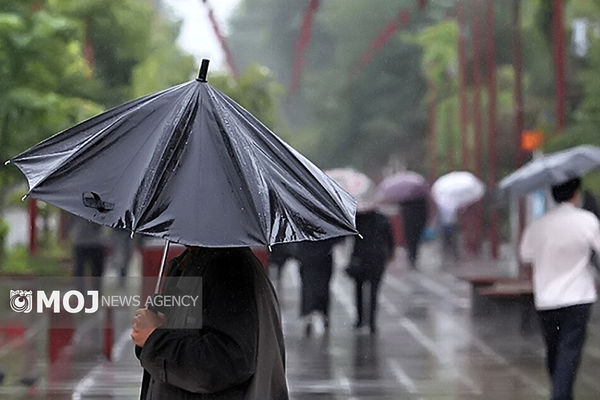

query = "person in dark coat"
[347,210,395,334]
[293,239,338,335]
[400,196,428,268]
[131,246,288,400]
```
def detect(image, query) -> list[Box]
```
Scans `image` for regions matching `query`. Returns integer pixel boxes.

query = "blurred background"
[1,0,600,399]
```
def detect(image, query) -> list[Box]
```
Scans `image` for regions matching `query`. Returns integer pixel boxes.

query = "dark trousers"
[538,303,592,400]
[354,276,382,330]
[401,199,428,267]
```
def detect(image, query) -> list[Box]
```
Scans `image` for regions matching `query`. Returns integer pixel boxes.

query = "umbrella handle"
[149,240,170,313]
[154,240,171,294]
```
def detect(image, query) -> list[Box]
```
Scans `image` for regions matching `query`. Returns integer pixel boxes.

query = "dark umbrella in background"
[5,60,358,292]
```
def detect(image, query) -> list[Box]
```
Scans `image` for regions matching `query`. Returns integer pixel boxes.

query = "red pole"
[486,0,498,259]
[513,0,525,168]
[552,0,566,130]
[202,0,238,78]
[470,0,483,255]
[471,0,483,177]
[428,83,438,182]
[445,103,454,172]
[289,0,320,97]
[28,199,38,256]
[512,0,526,254]
[457,0,470,170]
[350,9,411,81]
[103,307,114,361]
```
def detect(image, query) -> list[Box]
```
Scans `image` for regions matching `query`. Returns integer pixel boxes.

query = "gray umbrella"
[498,145,600,197]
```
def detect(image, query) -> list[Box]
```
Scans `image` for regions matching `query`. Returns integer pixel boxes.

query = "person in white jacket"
[520,177,599,400]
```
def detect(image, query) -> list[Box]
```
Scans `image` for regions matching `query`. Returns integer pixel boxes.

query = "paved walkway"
[2,244,600,399]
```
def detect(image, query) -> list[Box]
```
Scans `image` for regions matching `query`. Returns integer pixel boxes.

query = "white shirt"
[520,202,599,310]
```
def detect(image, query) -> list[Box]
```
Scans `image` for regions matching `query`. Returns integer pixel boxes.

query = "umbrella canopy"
[377,171,428,203]
[498,145,600,197]
[432,171,485,209]
[7,64,357,247]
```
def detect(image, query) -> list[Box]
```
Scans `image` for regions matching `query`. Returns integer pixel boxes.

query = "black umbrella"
[6,60,357,288]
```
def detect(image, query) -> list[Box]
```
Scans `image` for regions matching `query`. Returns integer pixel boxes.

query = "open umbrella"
[377,171,428,203]
[325,168,373,199]
[5,60,357,250]
[498,145,600,197]
[432,171,485,209]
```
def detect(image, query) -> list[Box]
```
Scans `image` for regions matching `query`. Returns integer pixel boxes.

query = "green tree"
[0,2,103,204]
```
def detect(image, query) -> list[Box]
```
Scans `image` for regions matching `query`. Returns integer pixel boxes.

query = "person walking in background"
[268,243,296,289]
[437,202,459,261]
[519,177,598,400]
[400,196,428,268]
[109,228,134,287]
[294,238,338,336]
[69,215,106,293]
[346,210,395,334]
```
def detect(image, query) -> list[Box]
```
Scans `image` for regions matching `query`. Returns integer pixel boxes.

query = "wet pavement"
[1,244,599,399]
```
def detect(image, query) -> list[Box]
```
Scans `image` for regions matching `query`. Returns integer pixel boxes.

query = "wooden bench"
[476,280,536,335]
[454,273,535,333]
[457,275,517,313]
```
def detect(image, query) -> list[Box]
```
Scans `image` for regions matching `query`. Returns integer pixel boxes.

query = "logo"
[9,290,33,313]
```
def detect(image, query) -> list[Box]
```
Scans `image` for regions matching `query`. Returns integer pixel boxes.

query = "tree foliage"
[0,0,195,210]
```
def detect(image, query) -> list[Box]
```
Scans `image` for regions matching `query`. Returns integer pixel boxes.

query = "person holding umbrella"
[519,177,599,400]
[376,171,429,269]
[131,245,288,399]
[6,60,358,400]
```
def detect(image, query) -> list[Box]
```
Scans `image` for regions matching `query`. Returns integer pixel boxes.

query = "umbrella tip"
[196,59,210,82]
[130,231,134,239]
[357,233,364,240]
[268,244,272,252]
[4,160,10,166]
[21,194,28,201]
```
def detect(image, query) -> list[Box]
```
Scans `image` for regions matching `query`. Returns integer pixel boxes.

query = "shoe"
[369,324,377,335]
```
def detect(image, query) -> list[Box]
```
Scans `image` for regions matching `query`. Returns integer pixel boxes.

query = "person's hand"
[131,308,166,347]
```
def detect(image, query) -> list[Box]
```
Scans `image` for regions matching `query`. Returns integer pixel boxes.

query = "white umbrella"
[432,171,485,209]
[498,145,600,197]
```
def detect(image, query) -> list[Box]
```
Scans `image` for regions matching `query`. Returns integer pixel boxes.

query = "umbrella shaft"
[154,240,171,294]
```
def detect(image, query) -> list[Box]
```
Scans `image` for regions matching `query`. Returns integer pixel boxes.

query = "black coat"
[136,247,288,399]
[349,211,395,281]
